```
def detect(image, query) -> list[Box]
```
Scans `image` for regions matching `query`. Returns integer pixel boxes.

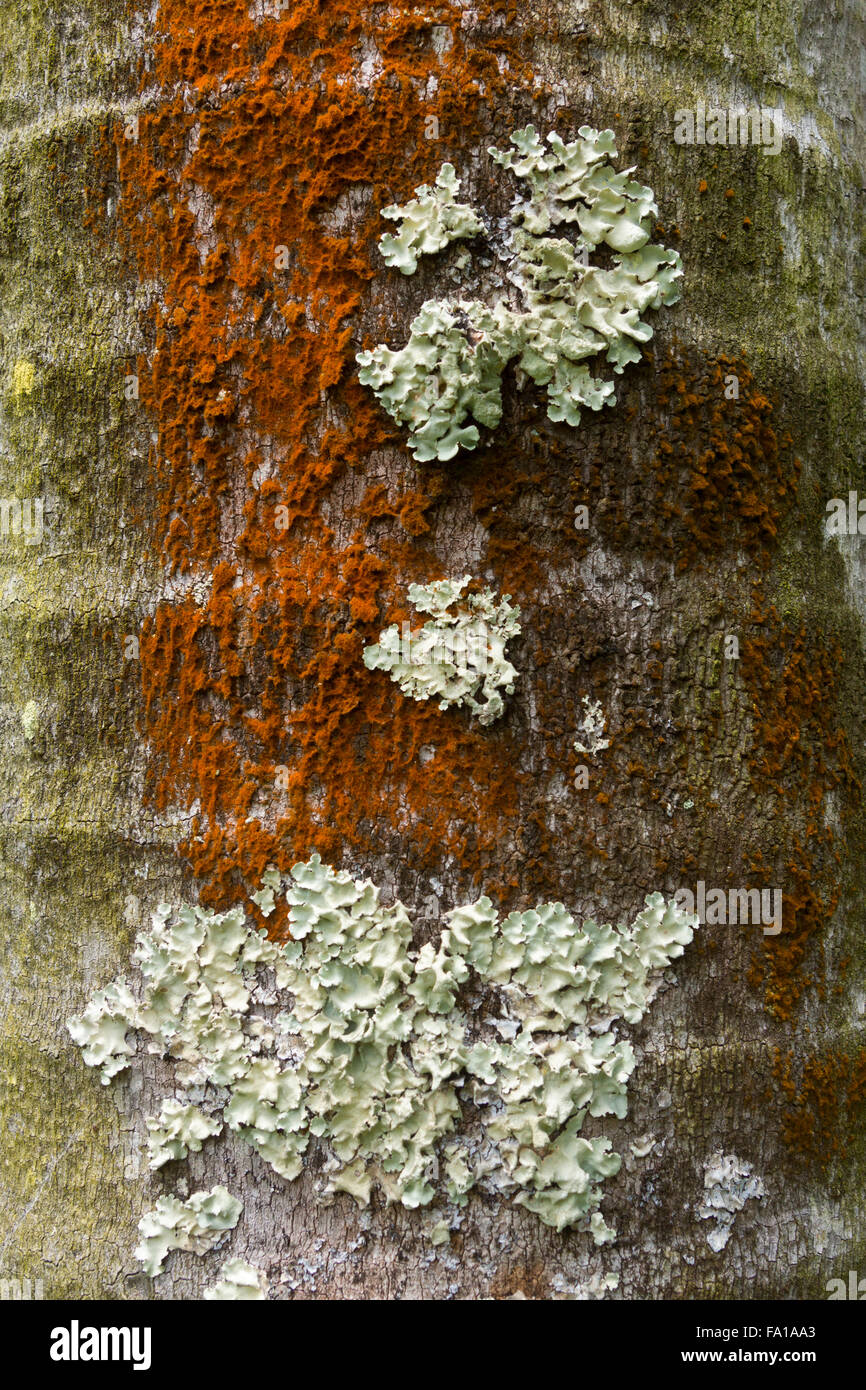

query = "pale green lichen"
[67,978,140,1081]
[145,1099,222,1170]
[357,126,682,461]
[203,1257,269,1301]
[134,1186,242,1277]
[362,576,521,725]
[69,858,698,1239]
[573,695,610,756]
[378,163,485,275]
[552,1269,620,1300]
[696,1153,765,1253]
[357,298,514,461]
[426,1217,452,1247]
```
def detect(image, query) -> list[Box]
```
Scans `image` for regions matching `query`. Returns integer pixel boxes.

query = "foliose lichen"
[134,1186,243,1278]
[69,856,698,1241]
[362,576,521,725]
[145,1099,223,1171]
[204,1258,269,1301]
[378,162,485,276]
[573,695,610,756]
[695,1152,766,1253]
[357,126,683,461]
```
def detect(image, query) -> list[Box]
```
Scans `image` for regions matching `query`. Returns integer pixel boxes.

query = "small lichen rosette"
[357,126,683,461]
[362,576,521,725]
[696,1153,765,1253]
[69,858,697,1241]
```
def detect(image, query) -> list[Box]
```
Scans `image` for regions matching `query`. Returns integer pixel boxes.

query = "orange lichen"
[743,604,860,1019]
[581,349,799,573]
[112,0,553,906]
[105,6,849,1047]
[773,1046,866,1168]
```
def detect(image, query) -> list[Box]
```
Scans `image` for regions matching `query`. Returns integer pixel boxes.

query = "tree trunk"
[1,0,864,1301]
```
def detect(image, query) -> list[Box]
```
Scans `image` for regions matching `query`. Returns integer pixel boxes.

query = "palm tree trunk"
[1,0,864,1300]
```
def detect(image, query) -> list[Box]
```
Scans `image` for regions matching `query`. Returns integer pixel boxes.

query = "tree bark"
[1,0,865,1301]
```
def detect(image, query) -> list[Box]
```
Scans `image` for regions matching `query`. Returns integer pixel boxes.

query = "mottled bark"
[1,0,865,1301]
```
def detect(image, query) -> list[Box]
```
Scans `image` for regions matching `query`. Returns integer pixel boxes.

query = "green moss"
[0,1,183,1299]
[0,0,134,128]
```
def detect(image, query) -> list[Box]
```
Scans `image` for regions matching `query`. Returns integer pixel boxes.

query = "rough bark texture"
[1,0,865,1301]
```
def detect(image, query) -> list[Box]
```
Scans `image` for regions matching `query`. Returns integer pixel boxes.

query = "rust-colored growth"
[489,1260,551,1300]
[108,0,840,1042]
[595,350,800,573]
[114,1,548,907]
[773,1046,866,1168]
[743,606,860,1018]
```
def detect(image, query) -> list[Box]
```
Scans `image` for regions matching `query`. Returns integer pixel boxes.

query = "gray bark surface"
[1,0,864,1300]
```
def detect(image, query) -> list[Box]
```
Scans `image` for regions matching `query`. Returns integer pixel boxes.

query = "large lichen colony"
[70,857,697,1251]
[357,126,683,460]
